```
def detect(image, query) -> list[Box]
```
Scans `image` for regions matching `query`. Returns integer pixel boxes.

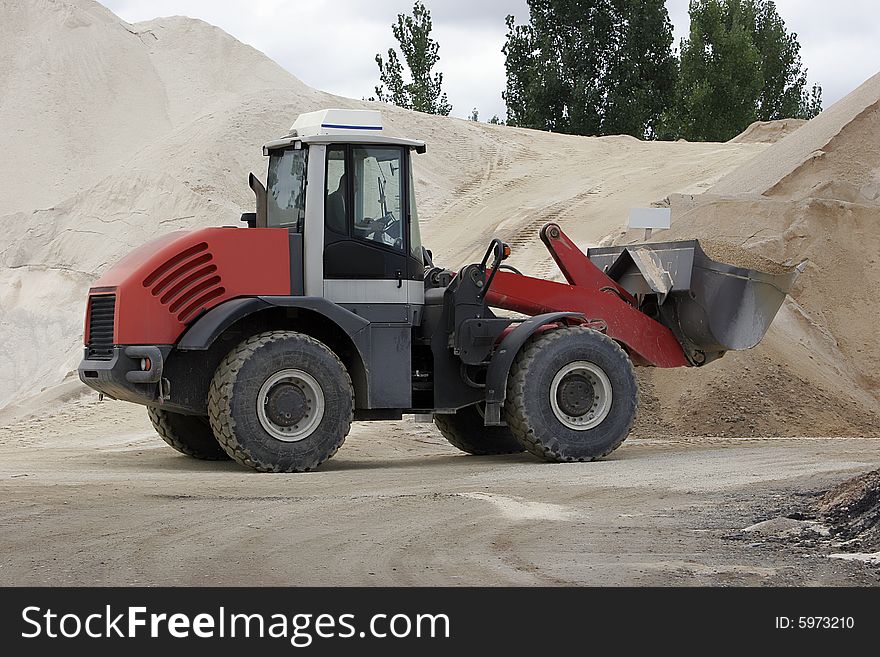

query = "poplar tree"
[375,2,452,115]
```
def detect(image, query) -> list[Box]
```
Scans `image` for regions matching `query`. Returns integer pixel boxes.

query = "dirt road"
[1,397,878,586]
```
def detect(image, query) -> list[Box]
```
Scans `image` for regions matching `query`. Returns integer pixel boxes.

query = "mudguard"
[176,296,369,350]
[483,311,584,425]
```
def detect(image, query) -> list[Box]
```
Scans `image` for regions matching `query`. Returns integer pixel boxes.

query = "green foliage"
[662,0,823,141]
[375,1,452,115]
[801,83,823,119]
[504,0,823,142]
[661,0,761,140]
[604,0,681,137]
[488,115,503,125]
[753,0,823,120]
[502,0,677,139]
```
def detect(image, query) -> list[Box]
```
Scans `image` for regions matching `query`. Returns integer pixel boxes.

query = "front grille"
[87,294,116,360]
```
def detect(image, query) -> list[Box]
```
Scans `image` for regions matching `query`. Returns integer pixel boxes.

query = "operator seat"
[326,174,346,234]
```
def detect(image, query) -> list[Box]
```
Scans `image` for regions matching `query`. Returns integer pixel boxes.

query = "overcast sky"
[103,0,879,121]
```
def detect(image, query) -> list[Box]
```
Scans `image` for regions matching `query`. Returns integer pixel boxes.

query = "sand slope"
[626,74,880,437]
[0,0,170,214]
[1,0,878,439]
[712,72,880,202]
[728,119,806,144]
[0,0,768,414]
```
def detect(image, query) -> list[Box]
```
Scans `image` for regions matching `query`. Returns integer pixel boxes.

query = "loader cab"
[261,109,426,308]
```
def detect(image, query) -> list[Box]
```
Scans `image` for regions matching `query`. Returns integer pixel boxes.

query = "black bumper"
[78,345,171,406]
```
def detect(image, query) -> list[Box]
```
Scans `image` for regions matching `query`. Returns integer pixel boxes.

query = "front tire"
[147,407,229,460]
[434,404,523,455]
[505,326,638,462]
[207,330,354,472]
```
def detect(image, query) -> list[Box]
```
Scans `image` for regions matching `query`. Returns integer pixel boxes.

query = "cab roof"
[263,108,426,154]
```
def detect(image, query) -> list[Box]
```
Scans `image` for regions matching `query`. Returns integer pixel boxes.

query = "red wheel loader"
[78,109,799,472]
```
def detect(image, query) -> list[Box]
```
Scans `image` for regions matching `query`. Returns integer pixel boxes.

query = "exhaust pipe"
[249,173,268,228]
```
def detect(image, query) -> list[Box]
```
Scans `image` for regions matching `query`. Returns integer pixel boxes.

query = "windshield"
[267,147,307,229]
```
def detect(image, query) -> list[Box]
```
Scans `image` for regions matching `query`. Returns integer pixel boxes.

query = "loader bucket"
[585,241,800,360]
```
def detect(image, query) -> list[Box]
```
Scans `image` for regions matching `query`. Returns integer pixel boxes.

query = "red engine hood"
[87,227,291,345]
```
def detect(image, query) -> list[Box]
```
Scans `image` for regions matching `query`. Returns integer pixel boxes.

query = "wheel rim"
[549,361,613,431]
[256,369,325,442]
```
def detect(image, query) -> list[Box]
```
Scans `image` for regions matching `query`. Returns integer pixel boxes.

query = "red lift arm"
[484,224,690,368]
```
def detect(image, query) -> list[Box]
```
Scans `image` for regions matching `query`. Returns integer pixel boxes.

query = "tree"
[661,0,761,141]
[801,83,823,119]
[663,0,822,141]
[375,2,452,115]
[604,0,680,137]
[502,0,677,139]
[488,115,503,125]
[469,108,479,122]
[752,0,822,120]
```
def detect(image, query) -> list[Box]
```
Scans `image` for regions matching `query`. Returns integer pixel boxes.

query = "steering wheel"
[377,211,398,233]
[357,212,399,239]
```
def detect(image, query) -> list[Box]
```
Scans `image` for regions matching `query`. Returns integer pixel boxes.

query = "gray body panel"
[303,144,327,297]
[324,279,424,305]
[365,325,412,408]
[288,232,304,296]
[334,303,419,324]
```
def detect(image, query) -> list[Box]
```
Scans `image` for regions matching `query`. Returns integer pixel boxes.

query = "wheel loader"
[78,109,799,472]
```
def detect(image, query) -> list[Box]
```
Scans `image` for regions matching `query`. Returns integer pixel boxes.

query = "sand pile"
[698,239,794,274]
[0,0,169,214]
[712,72,880,204]
[728,119,806,144]
[628,71,880,438]
[2,0,878,441]
[0,0,769,417]
[0,0,329,412]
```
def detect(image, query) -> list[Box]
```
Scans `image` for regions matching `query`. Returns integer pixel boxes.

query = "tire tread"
[434,407,523,455]
[207,330,353,472]
[505,326,638,462]
[147,406,229,460]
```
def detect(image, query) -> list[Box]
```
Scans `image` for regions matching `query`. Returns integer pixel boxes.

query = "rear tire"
[434,404,523,455]
[207,330,353,472]
[505,326,637,462]
[147,407,229,460]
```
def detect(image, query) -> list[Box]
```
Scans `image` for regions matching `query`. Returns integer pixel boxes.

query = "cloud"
[101,0,877,122]
[101,0,522,119]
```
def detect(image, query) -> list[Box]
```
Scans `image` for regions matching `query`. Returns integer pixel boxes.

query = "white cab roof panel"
[292,108,383,137]
[263,108,426,153]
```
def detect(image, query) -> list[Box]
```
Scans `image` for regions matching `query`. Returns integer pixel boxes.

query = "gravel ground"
[0,398,878,586]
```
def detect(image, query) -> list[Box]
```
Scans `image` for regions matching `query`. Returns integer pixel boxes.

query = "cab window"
[324,146,347,234]
[352,146,404,252]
